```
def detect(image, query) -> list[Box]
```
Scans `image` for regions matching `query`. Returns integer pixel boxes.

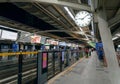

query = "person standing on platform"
[85,48,89,58]
[98,47,105,66]
[89,48,91,57]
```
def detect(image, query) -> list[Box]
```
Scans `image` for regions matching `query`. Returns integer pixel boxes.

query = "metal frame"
[0,0,91,12]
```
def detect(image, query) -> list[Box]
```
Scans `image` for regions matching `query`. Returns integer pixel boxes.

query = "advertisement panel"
[40,36,46,44]
[51,40,58,45]
[46,39,52,44]
[31,35,41,43]
[42,53,47,68]
[67,43,71,47]
[46,39,58,45]
[42,52,48,74]
[1,30,18,41]
[59,42,66,46]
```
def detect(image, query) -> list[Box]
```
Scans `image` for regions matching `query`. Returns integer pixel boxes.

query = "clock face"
[75,11,92,27]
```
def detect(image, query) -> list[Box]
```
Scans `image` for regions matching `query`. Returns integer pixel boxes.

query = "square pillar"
[97,9,120,84]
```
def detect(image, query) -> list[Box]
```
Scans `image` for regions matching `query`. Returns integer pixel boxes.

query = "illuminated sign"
[42,53,47,68]
[40,36,46,44]
[1,30,18,41]
[51,41,58,45]
[59,42,66,46]
[46,39,58,45]
[67,43,71,47]
[71,43,76,47]
[46,39,52,44]
[31,35,41,43]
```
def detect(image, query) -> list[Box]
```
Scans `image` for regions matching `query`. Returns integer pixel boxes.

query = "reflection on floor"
[48,51,111,84]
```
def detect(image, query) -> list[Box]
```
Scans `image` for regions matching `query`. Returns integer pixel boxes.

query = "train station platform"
[47,51,111,84]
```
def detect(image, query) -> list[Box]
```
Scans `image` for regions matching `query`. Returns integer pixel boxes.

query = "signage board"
[46,39,58,45]
[40,36,46,44]
[51,40,58,45]
[59,42,66,46]
[1,30,18,41]
[42,52,48,74]
[12,43,19,52]
[46,39,52,44]
[42,53,47,68]
[31,35,41,43]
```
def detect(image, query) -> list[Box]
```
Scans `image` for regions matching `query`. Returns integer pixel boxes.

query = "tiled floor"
[50,51,111,84]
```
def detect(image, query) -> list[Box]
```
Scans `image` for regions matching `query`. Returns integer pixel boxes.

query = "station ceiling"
[100,0,120,44]
[0,0,120,45]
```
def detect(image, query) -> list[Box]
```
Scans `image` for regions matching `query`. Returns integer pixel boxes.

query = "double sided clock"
[75,11,92,27]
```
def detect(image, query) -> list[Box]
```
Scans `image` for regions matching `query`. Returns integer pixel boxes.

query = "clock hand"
[81,14,90,20]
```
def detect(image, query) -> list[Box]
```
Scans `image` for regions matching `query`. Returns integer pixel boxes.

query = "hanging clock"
[75,11,92,27]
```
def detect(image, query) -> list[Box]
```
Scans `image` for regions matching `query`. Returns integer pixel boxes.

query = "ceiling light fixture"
[116,33,120,37]
[64,7,75,21]
[112,37,118,40]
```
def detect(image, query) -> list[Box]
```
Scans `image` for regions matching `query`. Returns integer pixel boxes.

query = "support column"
[97,9,120,84]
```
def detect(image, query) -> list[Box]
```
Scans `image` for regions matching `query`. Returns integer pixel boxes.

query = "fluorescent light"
[112,37,118,40]
[64,7,75,21]
[91,31,94,35]
[79,27,89,40]
[75,31,84,34]
[116,33,120,37]
[118,45,120,47]
[79,27,83,31]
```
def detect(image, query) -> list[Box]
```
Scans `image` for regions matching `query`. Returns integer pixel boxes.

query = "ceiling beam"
[108,14,120,29]
[53,5,79,31]
[42,30,93,38]
[31,29,88,33]
[115,8,120,16]
[0,0,91,12]
[33,3,86,41]
[0,17,70,42]
[63,37,74,39]
[112,27,120,36]
[33,3,70,30]
[0,16,35,32]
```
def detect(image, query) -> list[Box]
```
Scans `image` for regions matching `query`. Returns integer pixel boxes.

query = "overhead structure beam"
[0,0,91,12]
[31,29,88,33]
[0,17,68,41]
[33,3,86,42]
[53,5,79,31]
[112,27,120,36]
[0,16,35,32]
[108,14,120,29]
[33,3,70,30]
